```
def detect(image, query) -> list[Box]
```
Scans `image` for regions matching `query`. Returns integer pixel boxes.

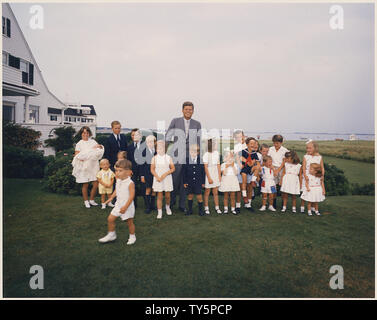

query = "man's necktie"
[117,135,120,148]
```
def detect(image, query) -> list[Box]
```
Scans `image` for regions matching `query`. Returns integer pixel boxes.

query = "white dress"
[260,166,277,194]
[111,177,135,220]
[301,154,322,191]
[219,163,240,192]
[203,151,220,188]
[152,154,174,192]
[72,139,104,183]
[281,163,301,195]
[301,174,325,202]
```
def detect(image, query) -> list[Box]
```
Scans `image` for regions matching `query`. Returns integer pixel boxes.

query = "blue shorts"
[237,173,254,184]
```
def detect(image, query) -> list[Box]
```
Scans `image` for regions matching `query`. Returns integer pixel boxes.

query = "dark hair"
[245,137,256,145]
[78,126,92,137]
[272,134,283,143]
[285,151,300,164]
[182,101,194,110]
[260,143,269,151]
[115,159,132,170]
[131,128,139,133]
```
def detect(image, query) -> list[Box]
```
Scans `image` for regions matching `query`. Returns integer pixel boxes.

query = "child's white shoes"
[127,234,136,245]
[166,206,172,216]
[157,211,162,219]
[84,200,90,208]
[292,207,296,213]
[98,232,116,243]
[268,205,276,212]
[101,203,106,209]
[315,211,321,216]
[89,200,99,206]
[281,206,286,213]
[259,205,266,211]
[107,202,115,208]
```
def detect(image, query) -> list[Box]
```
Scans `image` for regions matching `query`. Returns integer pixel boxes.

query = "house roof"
[48,105,96,116]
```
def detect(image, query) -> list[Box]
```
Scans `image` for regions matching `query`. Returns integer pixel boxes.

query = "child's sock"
[215,206,220,210]
[150,195,156,209]
[300,206,305,213]
[242,190,247,197]
[205,206,209,211]
[224,206,228,213]
[236,202,241,208]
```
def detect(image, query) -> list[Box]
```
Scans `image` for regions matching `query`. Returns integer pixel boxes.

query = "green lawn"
[3,178,374,298]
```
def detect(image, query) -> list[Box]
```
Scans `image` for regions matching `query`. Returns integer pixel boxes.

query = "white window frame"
[2,51,8,65]
[50,115,58,121]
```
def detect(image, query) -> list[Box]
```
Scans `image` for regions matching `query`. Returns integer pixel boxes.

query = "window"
[50,115,57,121]
[20,60,34,85]
[3,105,15,122]
[8,54,20,69]
[72,117,76,122]
[28,105,39,123]
[2,17,10,37]
[81,118,86,122]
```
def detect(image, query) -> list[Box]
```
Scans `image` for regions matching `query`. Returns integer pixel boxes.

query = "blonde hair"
[115,159,132,170]
[146,135,156,143]
[306,140,319,153]
[310,163,322,177]
[117,151,127,159]
[100,158,110,166]
[263,155,272,163]
[111,121,121,128]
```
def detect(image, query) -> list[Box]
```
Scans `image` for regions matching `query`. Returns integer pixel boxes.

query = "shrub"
[324,163,350,196]
[3,121,41,150]
[45,126,76,152]
[351,183,375,196]
[3,145,46,178]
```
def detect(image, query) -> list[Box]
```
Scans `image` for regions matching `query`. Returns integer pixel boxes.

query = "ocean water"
[244,132,375,141]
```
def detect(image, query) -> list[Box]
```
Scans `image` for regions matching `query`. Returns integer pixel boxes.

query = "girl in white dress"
[219,151,240,215]
[300,140,325,213]
[280,151,302,213]
[72,126,104,208]
[151,140,175,219]
[99,159,137,245]
[259,155,277,212]
[301,163,326,216]
[203,138,222,215]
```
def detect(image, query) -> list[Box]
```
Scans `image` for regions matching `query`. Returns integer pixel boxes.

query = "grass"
[3,178,374,298]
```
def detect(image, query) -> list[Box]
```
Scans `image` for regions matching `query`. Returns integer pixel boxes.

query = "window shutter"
[8,54,14,67]
[22,72,28,84]
[29,63,34,85]
[6,18,10,37]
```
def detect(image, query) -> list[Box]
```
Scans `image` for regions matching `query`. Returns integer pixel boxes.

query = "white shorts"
[111,203,135,221]
[237,173,253,184]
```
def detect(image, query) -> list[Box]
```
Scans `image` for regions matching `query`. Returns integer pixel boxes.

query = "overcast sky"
[10,2,374,133]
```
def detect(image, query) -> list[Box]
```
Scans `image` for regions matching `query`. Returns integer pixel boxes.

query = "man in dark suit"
[103,121,128,170]
[127,128,143,208]
[166,101,202,213]
[182,144,205,216]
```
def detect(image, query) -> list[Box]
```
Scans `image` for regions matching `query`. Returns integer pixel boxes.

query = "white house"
[2,3,97,155]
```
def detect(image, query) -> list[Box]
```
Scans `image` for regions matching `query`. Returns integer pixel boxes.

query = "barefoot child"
[301,163,326,216]
[97,159,115,209]
[219,150,241,214]
[98,159,136,245]
[203,138,222,214]
[259,155,277,212]
[280,151,301,213]
[151,140,175,219]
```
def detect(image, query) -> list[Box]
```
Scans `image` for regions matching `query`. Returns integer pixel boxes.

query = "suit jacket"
[127,141,143,177]
[103,133,127,167]
[165,116,202,164]
[182,156,205,187]
[139,147,156,183]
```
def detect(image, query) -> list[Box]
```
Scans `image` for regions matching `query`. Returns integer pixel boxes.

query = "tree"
[45,126,76,152]
[3,121,41,150]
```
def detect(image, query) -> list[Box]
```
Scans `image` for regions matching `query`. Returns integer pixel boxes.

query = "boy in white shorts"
[98,159,136,245]
[268,134,289,209]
